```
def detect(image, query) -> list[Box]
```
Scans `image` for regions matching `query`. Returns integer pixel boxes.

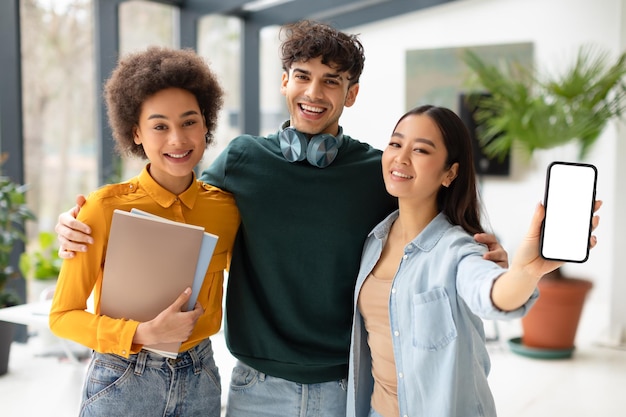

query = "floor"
[486,301,626,416]
[1,301,625,417]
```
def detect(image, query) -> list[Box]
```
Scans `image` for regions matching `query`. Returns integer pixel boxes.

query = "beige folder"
[100,209,206,357]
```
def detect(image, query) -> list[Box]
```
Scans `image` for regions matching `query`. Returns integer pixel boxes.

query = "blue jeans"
[368,408,384,417]
[226,361,347,417]
[79,338,221,417]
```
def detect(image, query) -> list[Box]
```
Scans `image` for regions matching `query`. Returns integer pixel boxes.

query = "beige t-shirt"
[357,273,399,417]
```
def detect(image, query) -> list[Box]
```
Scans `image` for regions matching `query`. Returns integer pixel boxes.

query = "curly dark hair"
[104,46,224,159]
[279,20,365,86]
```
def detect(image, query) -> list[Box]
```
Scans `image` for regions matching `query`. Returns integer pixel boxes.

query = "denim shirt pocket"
[411,287,457,350]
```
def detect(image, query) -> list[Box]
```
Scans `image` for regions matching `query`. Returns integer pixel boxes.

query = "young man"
[56,20,507,417]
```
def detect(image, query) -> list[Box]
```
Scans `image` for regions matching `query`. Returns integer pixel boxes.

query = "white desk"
[0,300,82,364]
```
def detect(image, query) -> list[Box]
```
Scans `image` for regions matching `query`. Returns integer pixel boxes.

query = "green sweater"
[201,131,396,383]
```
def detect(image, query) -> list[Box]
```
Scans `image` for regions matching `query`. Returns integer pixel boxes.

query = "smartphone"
[540,161,597,263]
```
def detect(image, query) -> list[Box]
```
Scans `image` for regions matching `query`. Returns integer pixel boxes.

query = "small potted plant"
[462,45,626,358]
[0,154,36,375]
[19,231,62,301]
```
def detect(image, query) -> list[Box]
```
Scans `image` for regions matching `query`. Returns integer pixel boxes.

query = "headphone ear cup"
[279,128,308,162]
[306,135,340,168]
[278,123,343,167]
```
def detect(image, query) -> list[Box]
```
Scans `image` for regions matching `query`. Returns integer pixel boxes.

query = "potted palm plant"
[0,154,36,375]
[462,46,626,160]
[462,45,626,358]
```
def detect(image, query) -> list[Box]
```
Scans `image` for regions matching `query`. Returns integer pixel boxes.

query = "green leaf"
[462,45,626,160]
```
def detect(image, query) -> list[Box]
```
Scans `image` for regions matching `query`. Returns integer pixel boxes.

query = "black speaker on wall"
[458,92,510,177]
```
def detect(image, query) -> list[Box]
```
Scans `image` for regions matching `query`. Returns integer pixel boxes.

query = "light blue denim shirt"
[347,211,538,417]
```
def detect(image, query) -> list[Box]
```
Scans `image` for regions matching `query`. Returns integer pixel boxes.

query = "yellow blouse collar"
[137,165,199,209]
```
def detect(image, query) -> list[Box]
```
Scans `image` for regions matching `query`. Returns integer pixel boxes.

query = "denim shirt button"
[402,254,408,260]
[394,330,400,337]
[391,288,396,294]
[398,372,404,378]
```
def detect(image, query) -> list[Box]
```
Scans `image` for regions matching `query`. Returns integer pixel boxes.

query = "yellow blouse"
[49,165,240,357]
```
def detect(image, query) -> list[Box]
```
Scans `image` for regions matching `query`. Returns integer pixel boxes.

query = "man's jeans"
[226,360,348,417]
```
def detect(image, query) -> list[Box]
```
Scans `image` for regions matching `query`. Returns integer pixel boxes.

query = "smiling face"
[280,56,359,137]
[133,87,207,194]
[382,113,458,208]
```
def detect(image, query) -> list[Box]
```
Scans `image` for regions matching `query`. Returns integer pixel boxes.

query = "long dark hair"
[393,105,484,235]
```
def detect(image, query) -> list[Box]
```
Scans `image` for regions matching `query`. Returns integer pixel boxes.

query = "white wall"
[340,0,626,341]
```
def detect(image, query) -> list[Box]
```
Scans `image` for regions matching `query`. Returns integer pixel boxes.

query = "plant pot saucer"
[507,337,574,359]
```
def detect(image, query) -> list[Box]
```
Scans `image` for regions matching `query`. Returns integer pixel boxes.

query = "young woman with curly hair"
[49,47,240,417]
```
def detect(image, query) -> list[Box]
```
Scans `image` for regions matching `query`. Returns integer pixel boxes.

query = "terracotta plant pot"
[521,275,593,350]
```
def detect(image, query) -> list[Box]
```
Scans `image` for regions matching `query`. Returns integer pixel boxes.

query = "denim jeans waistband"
[129,338,213,375]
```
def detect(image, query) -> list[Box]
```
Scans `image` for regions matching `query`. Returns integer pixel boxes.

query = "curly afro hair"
[104,46,224,159]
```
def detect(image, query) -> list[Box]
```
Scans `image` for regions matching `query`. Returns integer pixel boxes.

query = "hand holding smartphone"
[540,161,597,263]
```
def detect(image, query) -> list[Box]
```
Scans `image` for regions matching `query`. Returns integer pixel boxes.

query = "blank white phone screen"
[540,162,597,263]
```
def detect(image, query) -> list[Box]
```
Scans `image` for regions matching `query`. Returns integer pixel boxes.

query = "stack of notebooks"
[100,209,218,358]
